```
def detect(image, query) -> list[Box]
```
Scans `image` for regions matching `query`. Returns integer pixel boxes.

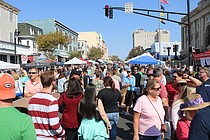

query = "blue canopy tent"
[129,52,160,65]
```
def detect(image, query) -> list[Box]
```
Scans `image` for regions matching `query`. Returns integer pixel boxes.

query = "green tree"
[87,47,104,60]
[37,31,70,56]
[68,51,81,59]
[126,46,145,60]
[109,55,122,62]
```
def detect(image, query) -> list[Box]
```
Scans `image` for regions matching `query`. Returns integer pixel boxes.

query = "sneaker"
[125,112,129,115]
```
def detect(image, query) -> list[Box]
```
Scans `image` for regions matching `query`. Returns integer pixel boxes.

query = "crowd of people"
[0,62,210,140]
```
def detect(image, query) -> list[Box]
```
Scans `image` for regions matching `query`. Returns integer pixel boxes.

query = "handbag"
[95,98,102,121]
[147,96,168,133]
[59,92,65,114]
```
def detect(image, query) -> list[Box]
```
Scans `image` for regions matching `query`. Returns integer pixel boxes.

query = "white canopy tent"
[0,61,20,69]
[64,57,87,65]
[89,59,98,64]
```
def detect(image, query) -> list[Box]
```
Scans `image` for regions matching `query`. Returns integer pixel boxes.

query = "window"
[60,45,63,50]
[10,32,13,43]
[9,11,13,22]
[163,47,166,52]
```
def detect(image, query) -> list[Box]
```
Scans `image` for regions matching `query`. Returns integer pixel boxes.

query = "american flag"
[160,0,169,4]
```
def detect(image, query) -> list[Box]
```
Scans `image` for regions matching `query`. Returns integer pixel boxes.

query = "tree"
[68,51,81,59]
[109,55,122,62]
[37,31,70,56]
[126,46,145,60]
[87,47,104,60]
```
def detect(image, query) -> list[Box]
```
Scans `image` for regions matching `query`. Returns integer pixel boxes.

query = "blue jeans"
[107,112,119,140]
[139,135,161,140]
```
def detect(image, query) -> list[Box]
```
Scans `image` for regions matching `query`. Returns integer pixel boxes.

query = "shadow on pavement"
[117,106,134,140]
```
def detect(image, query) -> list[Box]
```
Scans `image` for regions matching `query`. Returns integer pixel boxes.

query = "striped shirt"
[28,92,65,140]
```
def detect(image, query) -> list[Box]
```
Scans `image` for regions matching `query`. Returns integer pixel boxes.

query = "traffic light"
[109,7,113,19]
[105,5,109,17]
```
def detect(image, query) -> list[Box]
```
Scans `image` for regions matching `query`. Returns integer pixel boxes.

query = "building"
[133,29,170,50]
[78,40,89,58]
[27,19,78,62]
[18,22,43,55]
[0,0,29,63]
[181,0,210,60]
[151,41,181,61]
[78,31,108,59]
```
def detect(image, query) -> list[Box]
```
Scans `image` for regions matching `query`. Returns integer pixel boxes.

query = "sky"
[4,0,200,60]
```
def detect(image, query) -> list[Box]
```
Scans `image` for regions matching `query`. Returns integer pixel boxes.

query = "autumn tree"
[37,31,70,57]
[87,47,104,60]
[68,51,81,59]
[126,46,145,60]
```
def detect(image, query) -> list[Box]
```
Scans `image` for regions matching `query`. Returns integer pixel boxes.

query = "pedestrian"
[28,70,65,139]
[98,76,121,140]
[0,73,36,140]
[58,78,83,140]
[78,85,111,140]
[123,68,136,115]
[24,68,43,97]
[133,79,165,140]
[177,94,210,140]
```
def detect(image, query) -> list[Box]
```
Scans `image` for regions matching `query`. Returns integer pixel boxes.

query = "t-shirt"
[196,78,210,102]
[28,92,65,139]
[176,118,190,140]
[189,106,210,140]
[97,88,121,113]
[25,80,43,95]
[0,106,36,140]
[133,95,165,136]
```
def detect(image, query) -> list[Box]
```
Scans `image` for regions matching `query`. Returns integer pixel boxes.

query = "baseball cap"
[0,73,16,100]
[70,69,82,76]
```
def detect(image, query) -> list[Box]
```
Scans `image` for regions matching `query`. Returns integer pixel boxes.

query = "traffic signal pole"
[105,1,192,66]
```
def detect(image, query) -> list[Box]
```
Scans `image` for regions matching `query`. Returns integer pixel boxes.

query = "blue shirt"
[196,78,210,102]
[123,75,135,91]
[189,106,210,140]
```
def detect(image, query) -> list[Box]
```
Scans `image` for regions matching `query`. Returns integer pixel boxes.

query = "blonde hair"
[22,70,28,77]
[12,73,19,80]
[177,86,196,100]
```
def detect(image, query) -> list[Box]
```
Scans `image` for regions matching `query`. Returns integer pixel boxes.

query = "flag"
[160,19,165,24]
[160,12,164,17]
[161,5,165,10]
[160,0,169,4]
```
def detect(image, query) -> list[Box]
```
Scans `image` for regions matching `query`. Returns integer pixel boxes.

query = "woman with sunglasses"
[133,80,165,140]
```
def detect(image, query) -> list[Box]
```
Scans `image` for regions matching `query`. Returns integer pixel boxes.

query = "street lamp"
[14,29,20,64]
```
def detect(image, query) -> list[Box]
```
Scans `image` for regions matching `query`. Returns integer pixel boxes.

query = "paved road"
[116,107,134,140]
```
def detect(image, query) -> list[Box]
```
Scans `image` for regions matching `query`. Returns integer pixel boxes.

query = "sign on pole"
[125,2,133,13]
[21,55,28,64]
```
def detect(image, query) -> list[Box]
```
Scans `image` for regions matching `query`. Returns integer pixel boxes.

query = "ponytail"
[111,80,115,90]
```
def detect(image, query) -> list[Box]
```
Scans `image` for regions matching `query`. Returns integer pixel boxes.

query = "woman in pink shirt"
[133,79,165,140]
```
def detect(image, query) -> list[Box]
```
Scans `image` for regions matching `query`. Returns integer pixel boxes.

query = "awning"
[193,50,210,60]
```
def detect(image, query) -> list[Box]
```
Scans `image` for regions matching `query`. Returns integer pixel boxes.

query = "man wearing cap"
[0,73,36,140]
[63,69,83,91]
[28,70,65,139]
[24,68,43,97]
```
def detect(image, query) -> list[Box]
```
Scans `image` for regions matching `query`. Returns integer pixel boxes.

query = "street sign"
[21,55,28,64]
[125,2,133,13]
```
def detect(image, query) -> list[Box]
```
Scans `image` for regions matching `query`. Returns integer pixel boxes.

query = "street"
[117,107,134,140]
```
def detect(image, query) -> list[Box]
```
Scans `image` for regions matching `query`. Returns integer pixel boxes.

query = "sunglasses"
[177,83,186,87]
[28,72,37,74]
[172,76,177,78]
[151,87,161,91]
